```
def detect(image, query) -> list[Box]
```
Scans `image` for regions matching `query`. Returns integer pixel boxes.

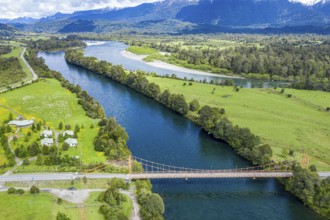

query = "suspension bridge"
[0,155,329,182]
[126,156,294,179]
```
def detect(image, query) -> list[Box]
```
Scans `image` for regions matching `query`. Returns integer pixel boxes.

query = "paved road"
[0,172,329,183]
[0,173,129,182]
[21,47,38,81]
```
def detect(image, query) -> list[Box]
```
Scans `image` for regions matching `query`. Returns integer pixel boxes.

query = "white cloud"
[289,0,327,5]
[0,0,161,19]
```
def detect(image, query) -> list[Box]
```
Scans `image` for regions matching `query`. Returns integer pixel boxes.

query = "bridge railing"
[131,156,293,174]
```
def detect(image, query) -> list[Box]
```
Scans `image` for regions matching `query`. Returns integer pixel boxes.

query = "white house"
[41,138,54,146]
[8,120,34,128]
[65,138,78,147]
[63,130,74,136]
[41,130,52,138]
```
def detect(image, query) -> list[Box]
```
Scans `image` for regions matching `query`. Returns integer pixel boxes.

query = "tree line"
[21,35,86,51]
[0,45,11,55]
[129,40,330,83]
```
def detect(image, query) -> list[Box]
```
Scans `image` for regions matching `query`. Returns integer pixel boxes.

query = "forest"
[21,35,86,51]
[0,57,25,88]
[125,35,330,87]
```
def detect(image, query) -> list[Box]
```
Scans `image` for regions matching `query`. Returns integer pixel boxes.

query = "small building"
[8,120,34,128]
[41,130,52,138]
[65,138,78,147]
[41,138,54,146]
[63,130,74,137]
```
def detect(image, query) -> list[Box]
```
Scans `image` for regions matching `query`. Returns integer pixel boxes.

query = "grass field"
[0,79,106,164]
[0,192,79,220]
[127,46,158,55]
[0,190,131,220]
[147,76,330,170]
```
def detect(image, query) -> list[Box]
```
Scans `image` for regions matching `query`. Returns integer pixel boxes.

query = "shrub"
[16,189,25,195]
[23,158,30,165]
[57,198,63,205]
[30,185,40,194]
[7,187,16,194]
[56,212,71,220]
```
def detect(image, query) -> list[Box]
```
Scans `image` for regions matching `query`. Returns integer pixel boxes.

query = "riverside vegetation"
[64,48,329,218]
[122,34,330,91]
[0,38,165,220]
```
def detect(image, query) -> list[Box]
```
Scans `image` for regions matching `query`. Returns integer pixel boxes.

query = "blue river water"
[39,43,322,220]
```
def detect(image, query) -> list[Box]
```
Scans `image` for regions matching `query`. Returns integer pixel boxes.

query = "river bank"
[121,50,242,79]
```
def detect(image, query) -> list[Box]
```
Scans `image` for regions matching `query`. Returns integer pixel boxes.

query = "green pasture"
[147,76,330,170]
[0,79,105,164]
[0,192,79,220]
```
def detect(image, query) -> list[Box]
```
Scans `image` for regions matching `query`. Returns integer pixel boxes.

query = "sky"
[0,0,326,19]
[0,0,161,19]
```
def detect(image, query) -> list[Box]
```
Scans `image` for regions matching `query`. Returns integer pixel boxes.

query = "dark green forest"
[128,38,330,82]
[0,57,25,88]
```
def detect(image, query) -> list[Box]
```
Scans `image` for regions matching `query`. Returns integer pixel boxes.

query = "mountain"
[176,0,330,27]
[15,0,330,34]
[0,23,18,36]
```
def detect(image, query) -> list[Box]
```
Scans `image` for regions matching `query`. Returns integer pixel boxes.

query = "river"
[40,43,322,220]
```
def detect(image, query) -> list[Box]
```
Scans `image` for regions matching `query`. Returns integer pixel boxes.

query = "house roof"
[41,138,54,145]
[65,138,78,145]
[41,130,52,136]
[63,130,74,136]
[8,120,34,127]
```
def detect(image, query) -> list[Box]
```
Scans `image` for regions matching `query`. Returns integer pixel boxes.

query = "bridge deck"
[129,171,294,179]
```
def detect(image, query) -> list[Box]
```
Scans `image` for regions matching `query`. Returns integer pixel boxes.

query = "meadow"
[0,79,105,164]
[147,76,330,170]
[0,190,132,220]
[0,192,80,219]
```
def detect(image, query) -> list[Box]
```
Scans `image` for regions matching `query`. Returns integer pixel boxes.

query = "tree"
[62,142,70,151]
[189,99,200,112]
[28,142,40,156]
[16,189,25,195]
[140,193,165,220]
[7,187,16,194]
[170,94,189,115]
[8,113,13,121]
[56,212,71,220]
[58,122,63,130]
[30,185,40,195]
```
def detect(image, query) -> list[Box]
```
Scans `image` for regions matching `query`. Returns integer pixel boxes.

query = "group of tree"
[0,57,26,87]
[130,39,330,83]
[97,178,129,220]
[282,165,330,218]
[197,105,272,165]
[93,118,131,160]
[0,123,16,167]
[0,45,11,55]
[22,35,86,51]
[135,180,165,220]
